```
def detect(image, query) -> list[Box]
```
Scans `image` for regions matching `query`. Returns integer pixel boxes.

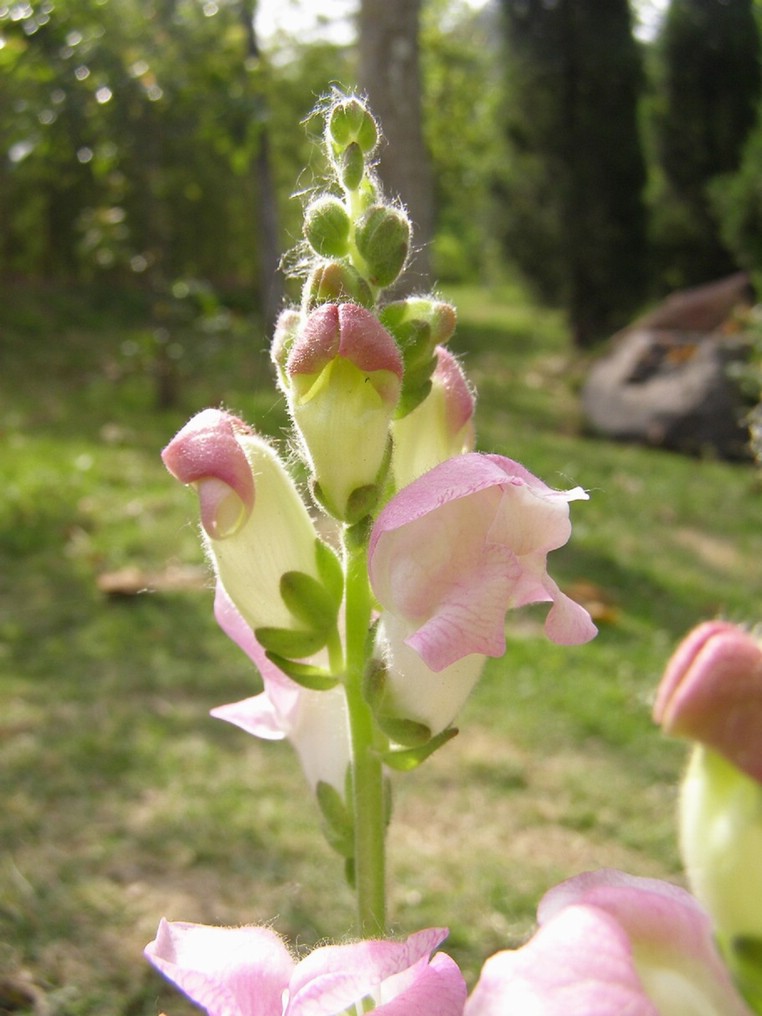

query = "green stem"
[343,528,387,936]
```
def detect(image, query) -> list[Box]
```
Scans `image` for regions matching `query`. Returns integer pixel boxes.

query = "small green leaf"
[316,780,354,858]
[314,539,343,606]
[264,652,339,691]
[345,483,380,525]
[255,626,327,659]
[383,728,459,772]
[362,658,387,710]
[376,714,432,748]
[280,570,339,632]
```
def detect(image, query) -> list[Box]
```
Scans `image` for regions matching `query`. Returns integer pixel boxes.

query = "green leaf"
[376,714,432,748]
[254,626,327,659]
[314,539,343,606]
[280,570,339,632]
[362,658,387,710]
[264,652,339,691]
[316,780,354,858]
[383,728,459,772]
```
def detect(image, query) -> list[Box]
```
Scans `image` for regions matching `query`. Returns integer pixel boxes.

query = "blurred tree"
[497,0,648,346]
[421,0,503,283]
[0,0,350,305]
[359,0,434,288]
[651,0,760,289]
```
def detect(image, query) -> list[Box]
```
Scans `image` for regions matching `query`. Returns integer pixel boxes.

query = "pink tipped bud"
[654,621,762,783]
[162,409,255,538]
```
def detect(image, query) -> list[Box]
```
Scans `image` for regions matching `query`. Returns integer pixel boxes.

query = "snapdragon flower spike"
[210,585,350,797]
[145,921,467,1016]
[465,869,754,1016]
[653,620,762,784]
[286,303,403,521]
[368,453,597,674]
[391,346,475,490]
[162,409,337,649]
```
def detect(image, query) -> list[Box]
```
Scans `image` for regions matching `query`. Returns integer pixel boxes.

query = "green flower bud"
[271,308,302,390]
[680,745,762,944]
[303,261,374,310]
[327,97,378,155]
[340,142,365,191]
[304,196,352,259]
[355,205,411,289]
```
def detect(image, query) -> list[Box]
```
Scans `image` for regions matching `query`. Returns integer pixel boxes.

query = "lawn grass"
[1,278,760,1012]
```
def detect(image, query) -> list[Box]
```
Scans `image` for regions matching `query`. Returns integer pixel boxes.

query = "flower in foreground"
[145,921,466,1016]
[654,621,762,946]
[368,453,597,674]
[466,869,754,1015]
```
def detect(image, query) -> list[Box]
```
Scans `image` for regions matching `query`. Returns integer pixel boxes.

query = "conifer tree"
[498,0,648,346]
[654,0,760,288]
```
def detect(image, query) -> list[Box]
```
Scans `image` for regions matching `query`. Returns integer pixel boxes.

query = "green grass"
[1,279,760,1011]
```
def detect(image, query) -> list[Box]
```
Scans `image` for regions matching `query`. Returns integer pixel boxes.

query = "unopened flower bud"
[327,97,378,155]
[162,409,333,644]
[655,622,762,948]
[355,205,410,289]
[303,261,373,310]
[392,347,476,489]
[654,621,762,785]
[304,196,352,259]
[340,142,365,191]
[286,303,402,520]
[679,745,762,946]
[271,308,302,390]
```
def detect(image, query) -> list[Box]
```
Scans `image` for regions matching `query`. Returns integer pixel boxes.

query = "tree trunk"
[359,0,434,290]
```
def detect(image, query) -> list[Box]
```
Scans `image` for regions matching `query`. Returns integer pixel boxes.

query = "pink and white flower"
[466,869,753,1016]
[368,453,596,675]
[145,921,466,1016]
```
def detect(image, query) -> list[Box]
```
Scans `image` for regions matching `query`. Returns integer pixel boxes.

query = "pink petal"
[287,929,457,1015]
[465,905,657,1016]
[653,621,762,782]
[538,869,753,1015]
[211,695,288,741]
[287,303,403,378]
[162,409,255,510]
[145,919,294,1016]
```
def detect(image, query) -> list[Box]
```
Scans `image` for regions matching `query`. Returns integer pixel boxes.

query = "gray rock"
[581,275,753,459]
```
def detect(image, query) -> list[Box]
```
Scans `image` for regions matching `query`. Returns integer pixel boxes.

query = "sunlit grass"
[1,280,760,1013]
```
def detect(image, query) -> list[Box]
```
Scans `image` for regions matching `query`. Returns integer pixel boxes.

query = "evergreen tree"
[653,0,760,288]
[497,0,648,346]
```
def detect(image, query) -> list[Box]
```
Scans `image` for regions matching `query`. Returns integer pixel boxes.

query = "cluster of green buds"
[272,93,474,525]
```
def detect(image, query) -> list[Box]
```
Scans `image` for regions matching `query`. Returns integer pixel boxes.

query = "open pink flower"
[368,453,596,673]
[466,869,753,1015]
[211,584,350,795]
[145,920,467,1016]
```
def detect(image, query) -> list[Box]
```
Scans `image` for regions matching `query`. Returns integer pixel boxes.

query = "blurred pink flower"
[466,869,753,1016]
[145,920,466,1016]
[653,620,762,783]
[368,453,596,673]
